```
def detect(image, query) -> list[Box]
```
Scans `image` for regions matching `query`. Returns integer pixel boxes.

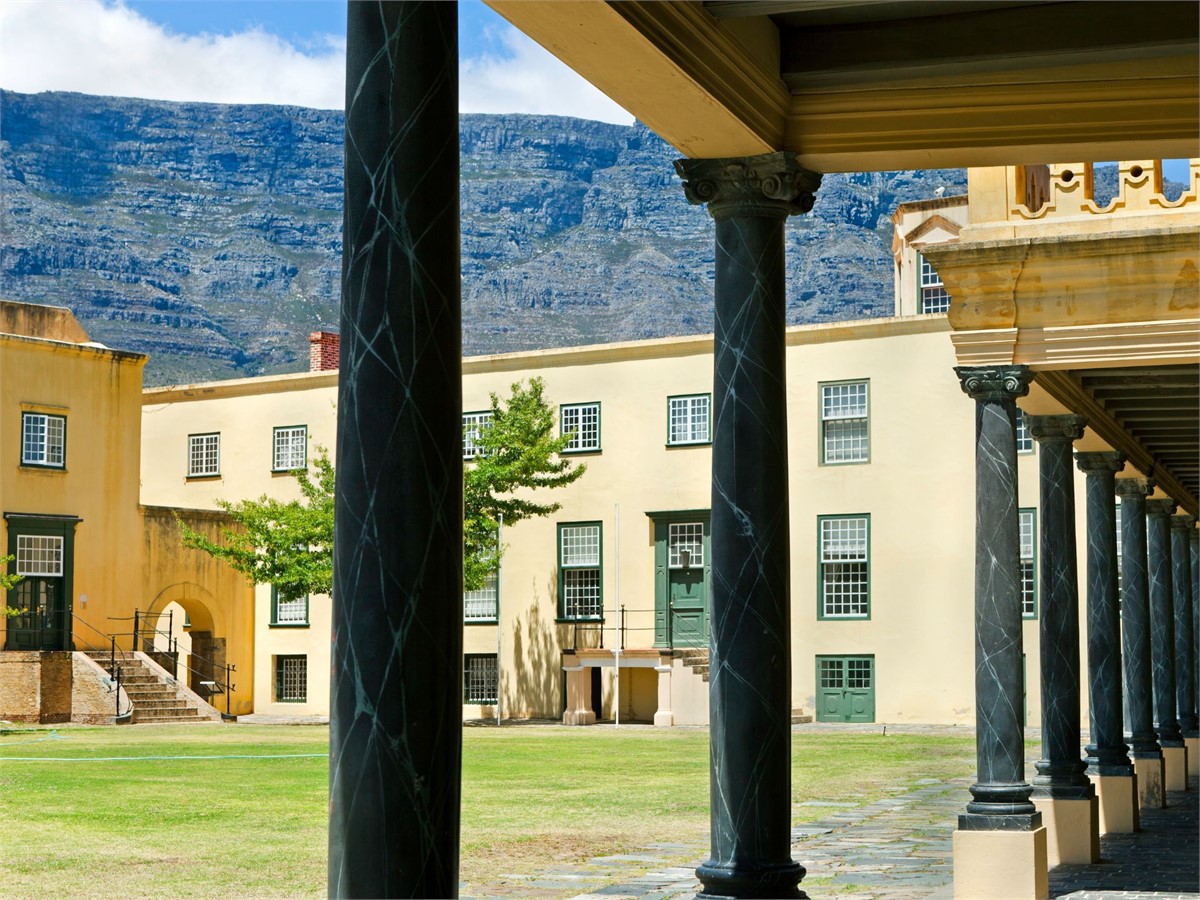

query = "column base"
[653,710,674,727]
[1031,796,1099,865]
[1133,754,1165,808]
[1091,772,1139,834]
[1185,736,1199,777]
[1162,745,1188,791]
[953,827,1048,900]
[695,860,806,900]
[562,709,596,726]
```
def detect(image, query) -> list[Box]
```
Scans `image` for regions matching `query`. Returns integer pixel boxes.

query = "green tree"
[179,378,584,599]
[2,554,24,618]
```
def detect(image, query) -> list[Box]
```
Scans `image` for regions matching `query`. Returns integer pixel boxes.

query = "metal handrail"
[68,612,132,719]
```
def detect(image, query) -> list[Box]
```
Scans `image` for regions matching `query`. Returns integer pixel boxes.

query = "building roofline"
[0,332,148,366]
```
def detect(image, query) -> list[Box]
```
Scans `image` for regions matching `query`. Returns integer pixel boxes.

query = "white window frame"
[462,411,494,459]
[188,433,221,477]
[820,381,869,465]
[668,522,704,569]
[919,254,951,314]
[667,394,711,446]
[21,412,66,468]
[1020,508,1037,618]
[16,535,64,576]
[560,403,601,453]
[272,425,307,472]
[1015,410,1034,454]
[559,522,602,620]
[464,654,498,704]
[818,515,870,619]
[270,586,309,626]
[464,571,499,622]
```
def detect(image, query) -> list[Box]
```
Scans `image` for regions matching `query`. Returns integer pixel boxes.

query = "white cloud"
[0,0,634,124]
[461,27,633,124]
[0,0,346,109]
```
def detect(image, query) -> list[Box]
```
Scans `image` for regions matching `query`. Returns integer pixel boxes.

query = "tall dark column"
[1075,452,1132,775]
[1147,499,1183,748]
[676,153,820,900]
[954,367,1040,831]
[1171,515,1197,737]
[1028,415,1092,799]
[1115,479,1160,758]
[330,3,462,897]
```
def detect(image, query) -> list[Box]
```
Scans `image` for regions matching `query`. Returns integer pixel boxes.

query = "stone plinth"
[1091,773,1139,834]
[953,828,1048,900]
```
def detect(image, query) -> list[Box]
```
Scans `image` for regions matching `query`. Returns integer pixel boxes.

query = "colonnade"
[953,365,1198,898]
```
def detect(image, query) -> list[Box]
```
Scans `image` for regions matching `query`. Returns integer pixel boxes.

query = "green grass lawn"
[0,724,976,898]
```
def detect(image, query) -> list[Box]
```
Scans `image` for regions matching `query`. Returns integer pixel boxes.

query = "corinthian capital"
[674,152,820,221]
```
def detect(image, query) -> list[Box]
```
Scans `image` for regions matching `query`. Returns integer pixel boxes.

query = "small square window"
[560,403,600,453]
[273,426,307,471]
[668,522,704,568]
[21,413,66,468]
[820,382,869,465]
[667,395,710,445]
[462,411,494,459]
[919,255,951,314]
[270,586,309,626]
[188,433,221,477]
[464,654,498,704]
[16,535,64,576]
[274,655,307,702]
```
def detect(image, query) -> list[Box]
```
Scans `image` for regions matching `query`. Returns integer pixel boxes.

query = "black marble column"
[1115,479,1160,758]
[1027,415,1092,799]
[1171,515,1197,737]
[1146,499,1183,748]
[954,367,1040,831]
[1076,452,1132,775]
[1191,528,1199,727]
[330,3,462,897]
[676,153,820,900]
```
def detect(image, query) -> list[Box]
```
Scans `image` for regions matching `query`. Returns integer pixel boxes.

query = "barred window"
[819,516,869,618]
[16,535,64,576]
[919,255,951,314]
[21,413,65,467]
[188,433,220,477]
[464,571,498,621]
[1015,410,1034,454]
[1020,509,1037,617]
[560,523,602,619]
[464,654,498,704]
[270,586,309,626]
[462,411,494,459]
[820,382,869,464]
[668,522,704,568]
[667,395,710,445]
[273,426,307,471]
[561,403,600,452]
[274,655,307,702]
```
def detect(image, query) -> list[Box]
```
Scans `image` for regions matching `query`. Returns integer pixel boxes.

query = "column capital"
[1170,514,1197,531]
[1028,413,1087,443]
[674,152,821,221]
[953,365,1033,402]
[1146,498,1177,519]
[1075,450,1124,475]
[1114,477,1154,500]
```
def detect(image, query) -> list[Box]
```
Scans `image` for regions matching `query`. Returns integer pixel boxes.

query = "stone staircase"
[84,651,218,724]
[674,648,813,723]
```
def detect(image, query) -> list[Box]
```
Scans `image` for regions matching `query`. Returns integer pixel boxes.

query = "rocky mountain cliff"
[1,90,968,385]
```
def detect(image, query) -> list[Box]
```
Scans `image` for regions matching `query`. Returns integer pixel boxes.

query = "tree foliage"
[1,554,23,618]
[179,378,584,599]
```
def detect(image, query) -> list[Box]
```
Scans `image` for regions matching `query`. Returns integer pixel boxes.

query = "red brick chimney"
[308,331,340,372]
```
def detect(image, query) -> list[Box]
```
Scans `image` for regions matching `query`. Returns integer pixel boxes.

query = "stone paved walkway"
[464,768,1199,900]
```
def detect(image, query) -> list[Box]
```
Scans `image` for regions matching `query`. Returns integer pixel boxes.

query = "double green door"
[651,513,709,649]
[816,656,875,722]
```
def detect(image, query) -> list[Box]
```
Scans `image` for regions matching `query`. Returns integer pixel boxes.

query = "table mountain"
[1,90,967,385]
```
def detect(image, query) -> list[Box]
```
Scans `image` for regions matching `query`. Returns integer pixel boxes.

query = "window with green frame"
[817,514,870,619]
[558,522,602,620]
[667,394,711,445]
[270,585,309,627]
[819,381,869,465]
[560,402,601,453]
[1020,508,1037,618]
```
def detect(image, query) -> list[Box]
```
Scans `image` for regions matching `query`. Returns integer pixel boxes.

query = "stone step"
[132,715,205,724]
[134,709,200,721]
[791,709,813,724]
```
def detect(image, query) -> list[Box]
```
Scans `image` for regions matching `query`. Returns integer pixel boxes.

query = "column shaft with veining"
[1171,515,1197,736]
[1076,453,1131,774]
[1147,499,1183,747]
[676,153,820,900]
[1115,480,1160,757]
[330,3,462,896]
[954,366,1040,831]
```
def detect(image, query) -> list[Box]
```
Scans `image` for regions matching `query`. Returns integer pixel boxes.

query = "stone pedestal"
[562,664,595,725]
[1186,737,1199,777]
[654,663,674,727]
[1162,745,1187,791]
[1031,796,1100,865]
[1091,773,1139,833]
[953,829,1048,900]
[1133,754,1165,808]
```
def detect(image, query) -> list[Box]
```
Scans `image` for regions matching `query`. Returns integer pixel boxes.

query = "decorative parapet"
[1009,159,1199,221]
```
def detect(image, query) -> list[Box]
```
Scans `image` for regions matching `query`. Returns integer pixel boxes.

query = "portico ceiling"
[485,0,1198,170]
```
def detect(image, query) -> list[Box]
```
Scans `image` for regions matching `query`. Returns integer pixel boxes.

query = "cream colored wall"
[0,334,146,652]
[251,583,332,716]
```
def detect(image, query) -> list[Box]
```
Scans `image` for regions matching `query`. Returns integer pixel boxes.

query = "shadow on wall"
[506,574,562,719]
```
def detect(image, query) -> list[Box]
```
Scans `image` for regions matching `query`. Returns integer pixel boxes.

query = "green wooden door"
[652,514,710,649]
[816,656,875,722]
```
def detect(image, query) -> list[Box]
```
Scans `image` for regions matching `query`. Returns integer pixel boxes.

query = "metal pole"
[133,609,139,652]
[496,514,503,727]
[225,663,232,717]
[167,608,173,654]
[110,634,115,672]
[614,503,621,728]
